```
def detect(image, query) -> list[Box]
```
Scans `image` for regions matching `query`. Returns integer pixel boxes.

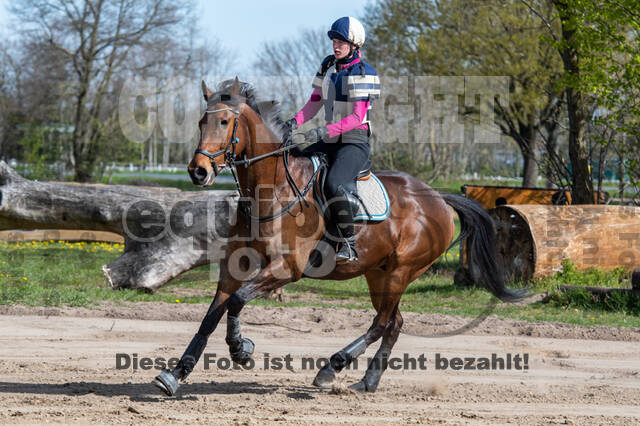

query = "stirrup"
[335,241,357,263]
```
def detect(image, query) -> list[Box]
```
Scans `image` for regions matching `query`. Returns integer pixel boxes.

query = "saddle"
[310,155,390,222]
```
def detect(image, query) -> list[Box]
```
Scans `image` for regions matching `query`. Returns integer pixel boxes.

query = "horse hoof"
[153,369,180,396]
[348,380,367,392]
[230,338,255,365]
[312,365,336,388]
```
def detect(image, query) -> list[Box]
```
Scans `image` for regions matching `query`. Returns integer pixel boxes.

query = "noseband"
[194,107,240,177]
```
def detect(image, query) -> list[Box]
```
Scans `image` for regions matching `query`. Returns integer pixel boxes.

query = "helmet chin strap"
[336,45,359,65]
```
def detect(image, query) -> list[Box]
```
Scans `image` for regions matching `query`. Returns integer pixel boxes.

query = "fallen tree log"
[0,161,237,291]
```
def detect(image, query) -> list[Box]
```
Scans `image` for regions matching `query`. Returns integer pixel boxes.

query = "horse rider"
[285,16,380,264]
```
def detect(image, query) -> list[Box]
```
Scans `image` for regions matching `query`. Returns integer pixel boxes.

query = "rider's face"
[332,39,352,60]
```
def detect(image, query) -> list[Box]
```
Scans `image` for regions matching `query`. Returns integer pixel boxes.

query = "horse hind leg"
[349,307,403,392]
[312,267,404,388]
[348,265,411,392]
[312,324,385,388]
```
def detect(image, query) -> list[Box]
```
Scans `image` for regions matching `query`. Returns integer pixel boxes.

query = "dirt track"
[1,303,639,425]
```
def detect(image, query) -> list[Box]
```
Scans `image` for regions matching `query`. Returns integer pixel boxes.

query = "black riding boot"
[330,187,358,264]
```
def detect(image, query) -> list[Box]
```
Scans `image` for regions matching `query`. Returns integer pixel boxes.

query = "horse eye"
[220,119,228,126]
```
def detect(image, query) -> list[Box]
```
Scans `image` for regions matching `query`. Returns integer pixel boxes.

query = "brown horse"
[153,78,524,396]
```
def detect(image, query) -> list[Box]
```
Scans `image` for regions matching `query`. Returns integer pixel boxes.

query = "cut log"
[0,161,237,291]
[489,205,640,282]
[461,184,608,210]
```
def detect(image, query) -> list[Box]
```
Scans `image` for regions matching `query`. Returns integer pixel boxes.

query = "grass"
[3,174,638,327]
[534,260,640,317]
[1,239,638,328]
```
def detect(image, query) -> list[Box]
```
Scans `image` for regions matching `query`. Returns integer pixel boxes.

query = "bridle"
[194,105,325,223]
[194,107,240,177]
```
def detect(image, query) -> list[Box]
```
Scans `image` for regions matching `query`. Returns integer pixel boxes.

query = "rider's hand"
[283,118,297,142]
[285,118,298,132]
[302,126,329,144]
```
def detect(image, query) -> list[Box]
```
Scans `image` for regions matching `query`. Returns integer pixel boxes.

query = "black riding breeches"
[302,128,370,199]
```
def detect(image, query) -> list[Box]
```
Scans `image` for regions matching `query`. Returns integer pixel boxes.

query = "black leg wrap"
[330,350,351,371]
[153,333,208,397]
[350,345,391,393]
[227,337,255,365]
[313,335,366,388]
[226,315,255,365]
[227,293,245,317]
[176,333,209,380]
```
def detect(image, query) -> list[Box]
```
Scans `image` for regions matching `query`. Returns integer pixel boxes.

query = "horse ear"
[229,76,241,96]
[201,80,212,101]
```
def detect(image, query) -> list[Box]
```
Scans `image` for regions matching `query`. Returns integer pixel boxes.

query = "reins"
[194,107,323,223]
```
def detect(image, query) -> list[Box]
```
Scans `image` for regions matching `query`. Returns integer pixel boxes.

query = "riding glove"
[302,126,329,144]
[285,118,298,132]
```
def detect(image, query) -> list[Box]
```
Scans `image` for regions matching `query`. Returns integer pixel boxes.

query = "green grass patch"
[1,241,638,328]
[530,260,639,318]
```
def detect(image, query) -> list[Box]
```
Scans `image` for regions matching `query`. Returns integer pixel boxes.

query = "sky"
[197,0,371,70]
[0,0,371,71]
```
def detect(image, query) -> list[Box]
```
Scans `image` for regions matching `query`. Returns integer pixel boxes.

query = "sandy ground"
[0,303,639,425]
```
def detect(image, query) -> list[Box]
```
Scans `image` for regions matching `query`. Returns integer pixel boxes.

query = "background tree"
[10,0,194,182]
[523,0,640,203]
[253,27,327,118]
[364,0,564,187]
[5,0,234,181]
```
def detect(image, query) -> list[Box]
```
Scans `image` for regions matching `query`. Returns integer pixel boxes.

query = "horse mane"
[208,79,287,142]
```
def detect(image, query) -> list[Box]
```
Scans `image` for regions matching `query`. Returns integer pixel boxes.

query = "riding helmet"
[328,16,366,48]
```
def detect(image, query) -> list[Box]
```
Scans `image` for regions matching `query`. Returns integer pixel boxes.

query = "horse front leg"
[153,287,234,396]
[225,257,294,365]
[153,256,293,396]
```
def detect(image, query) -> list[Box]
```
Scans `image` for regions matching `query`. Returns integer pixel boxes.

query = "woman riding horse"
[156,18,525,396]
[285,16,379,264]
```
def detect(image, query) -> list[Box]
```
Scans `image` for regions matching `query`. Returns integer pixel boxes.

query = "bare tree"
[253,28,327,117]
[9,0,195,182]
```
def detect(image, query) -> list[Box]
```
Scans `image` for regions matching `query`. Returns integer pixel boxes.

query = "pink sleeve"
[294,88,323,126]
[326,100,370,138]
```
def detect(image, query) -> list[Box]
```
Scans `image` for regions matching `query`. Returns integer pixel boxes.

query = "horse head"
[188,77,250,186]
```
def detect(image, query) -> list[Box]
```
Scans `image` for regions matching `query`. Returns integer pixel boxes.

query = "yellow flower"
[22,277,28,281]
[175,299,181,303]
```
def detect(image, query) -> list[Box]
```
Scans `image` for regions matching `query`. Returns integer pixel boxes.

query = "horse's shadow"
[0,380,319,402]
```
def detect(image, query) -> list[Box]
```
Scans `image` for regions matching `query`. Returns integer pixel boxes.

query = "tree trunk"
[566,86,594,203]
[554,0,595,204]
[618,149,625,204]
[522,149,538,188]
[0,161,237,291]
[520,118,538,188]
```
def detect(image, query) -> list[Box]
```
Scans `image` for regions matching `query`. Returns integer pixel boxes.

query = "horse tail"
[441,193,528,302]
